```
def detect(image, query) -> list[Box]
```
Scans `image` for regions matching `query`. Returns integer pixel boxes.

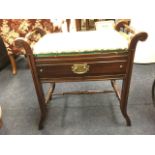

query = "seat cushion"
[33,29,129,57]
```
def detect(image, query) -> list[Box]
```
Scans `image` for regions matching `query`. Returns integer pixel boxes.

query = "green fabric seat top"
[33,29,129,57]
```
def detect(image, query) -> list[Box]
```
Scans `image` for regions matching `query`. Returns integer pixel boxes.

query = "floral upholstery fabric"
[0,19,54,54]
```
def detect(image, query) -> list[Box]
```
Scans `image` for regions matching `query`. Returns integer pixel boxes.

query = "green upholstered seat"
[33,29,129,57]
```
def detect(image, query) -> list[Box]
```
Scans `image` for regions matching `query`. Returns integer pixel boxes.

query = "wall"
[131,19,155,63]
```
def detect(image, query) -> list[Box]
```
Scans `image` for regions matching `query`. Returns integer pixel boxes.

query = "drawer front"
[37,61,127,79]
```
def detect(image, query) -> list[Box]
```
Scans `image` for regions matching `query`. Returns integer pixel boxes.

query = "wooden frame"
[15,21,147,129]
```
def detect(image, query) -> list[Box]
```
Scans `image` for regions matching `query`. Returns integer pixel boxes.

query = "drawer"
[36,60,127,79]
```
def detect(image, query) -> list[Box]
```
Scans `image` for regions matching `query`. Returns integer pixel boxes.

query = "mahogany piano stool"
[15,21,147,129]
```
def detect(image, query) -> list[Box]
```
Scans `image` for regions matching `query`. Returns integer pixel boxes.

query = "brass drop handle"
[71,63,89,74]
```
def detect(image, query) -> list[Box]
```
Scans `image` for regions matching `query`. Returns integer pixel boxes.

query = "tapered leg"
[38,104,47,130]
[120,78,131,126]
[23,54,48,129]
[152,79,155,106]
[33,82,47,130]
[8,54,17,75]
[28,69,47,129]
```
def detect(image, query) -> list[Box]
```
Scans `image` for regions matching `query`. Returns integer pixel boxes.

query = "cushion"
[33,29,129,57]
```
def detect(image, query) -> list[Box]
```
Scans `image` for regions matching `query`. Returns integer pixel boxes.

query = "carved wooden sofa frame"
[14,21,147,129]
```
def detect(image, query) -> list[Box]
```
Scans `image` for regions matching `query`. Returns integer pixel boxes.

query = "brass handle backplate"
[71,63,89,74]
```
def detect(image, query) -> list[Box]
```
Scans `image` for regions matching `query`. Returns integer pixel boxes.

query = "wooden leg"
[0,106,2,128]
[28,67,47,129]
[34,82,47,130]
[33,90,46,130]
[120,78,131,126]
[8,54,17,75]
[23,54,47,129]
[111,80,121,102]
[45,83,56,104]
[49,83,55,100]
[152,79,155,106]
[38,104,47,130]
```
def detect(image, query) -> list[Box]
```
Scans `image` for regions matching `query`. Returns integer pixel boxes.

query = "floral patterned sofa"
[0,19,57,74]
